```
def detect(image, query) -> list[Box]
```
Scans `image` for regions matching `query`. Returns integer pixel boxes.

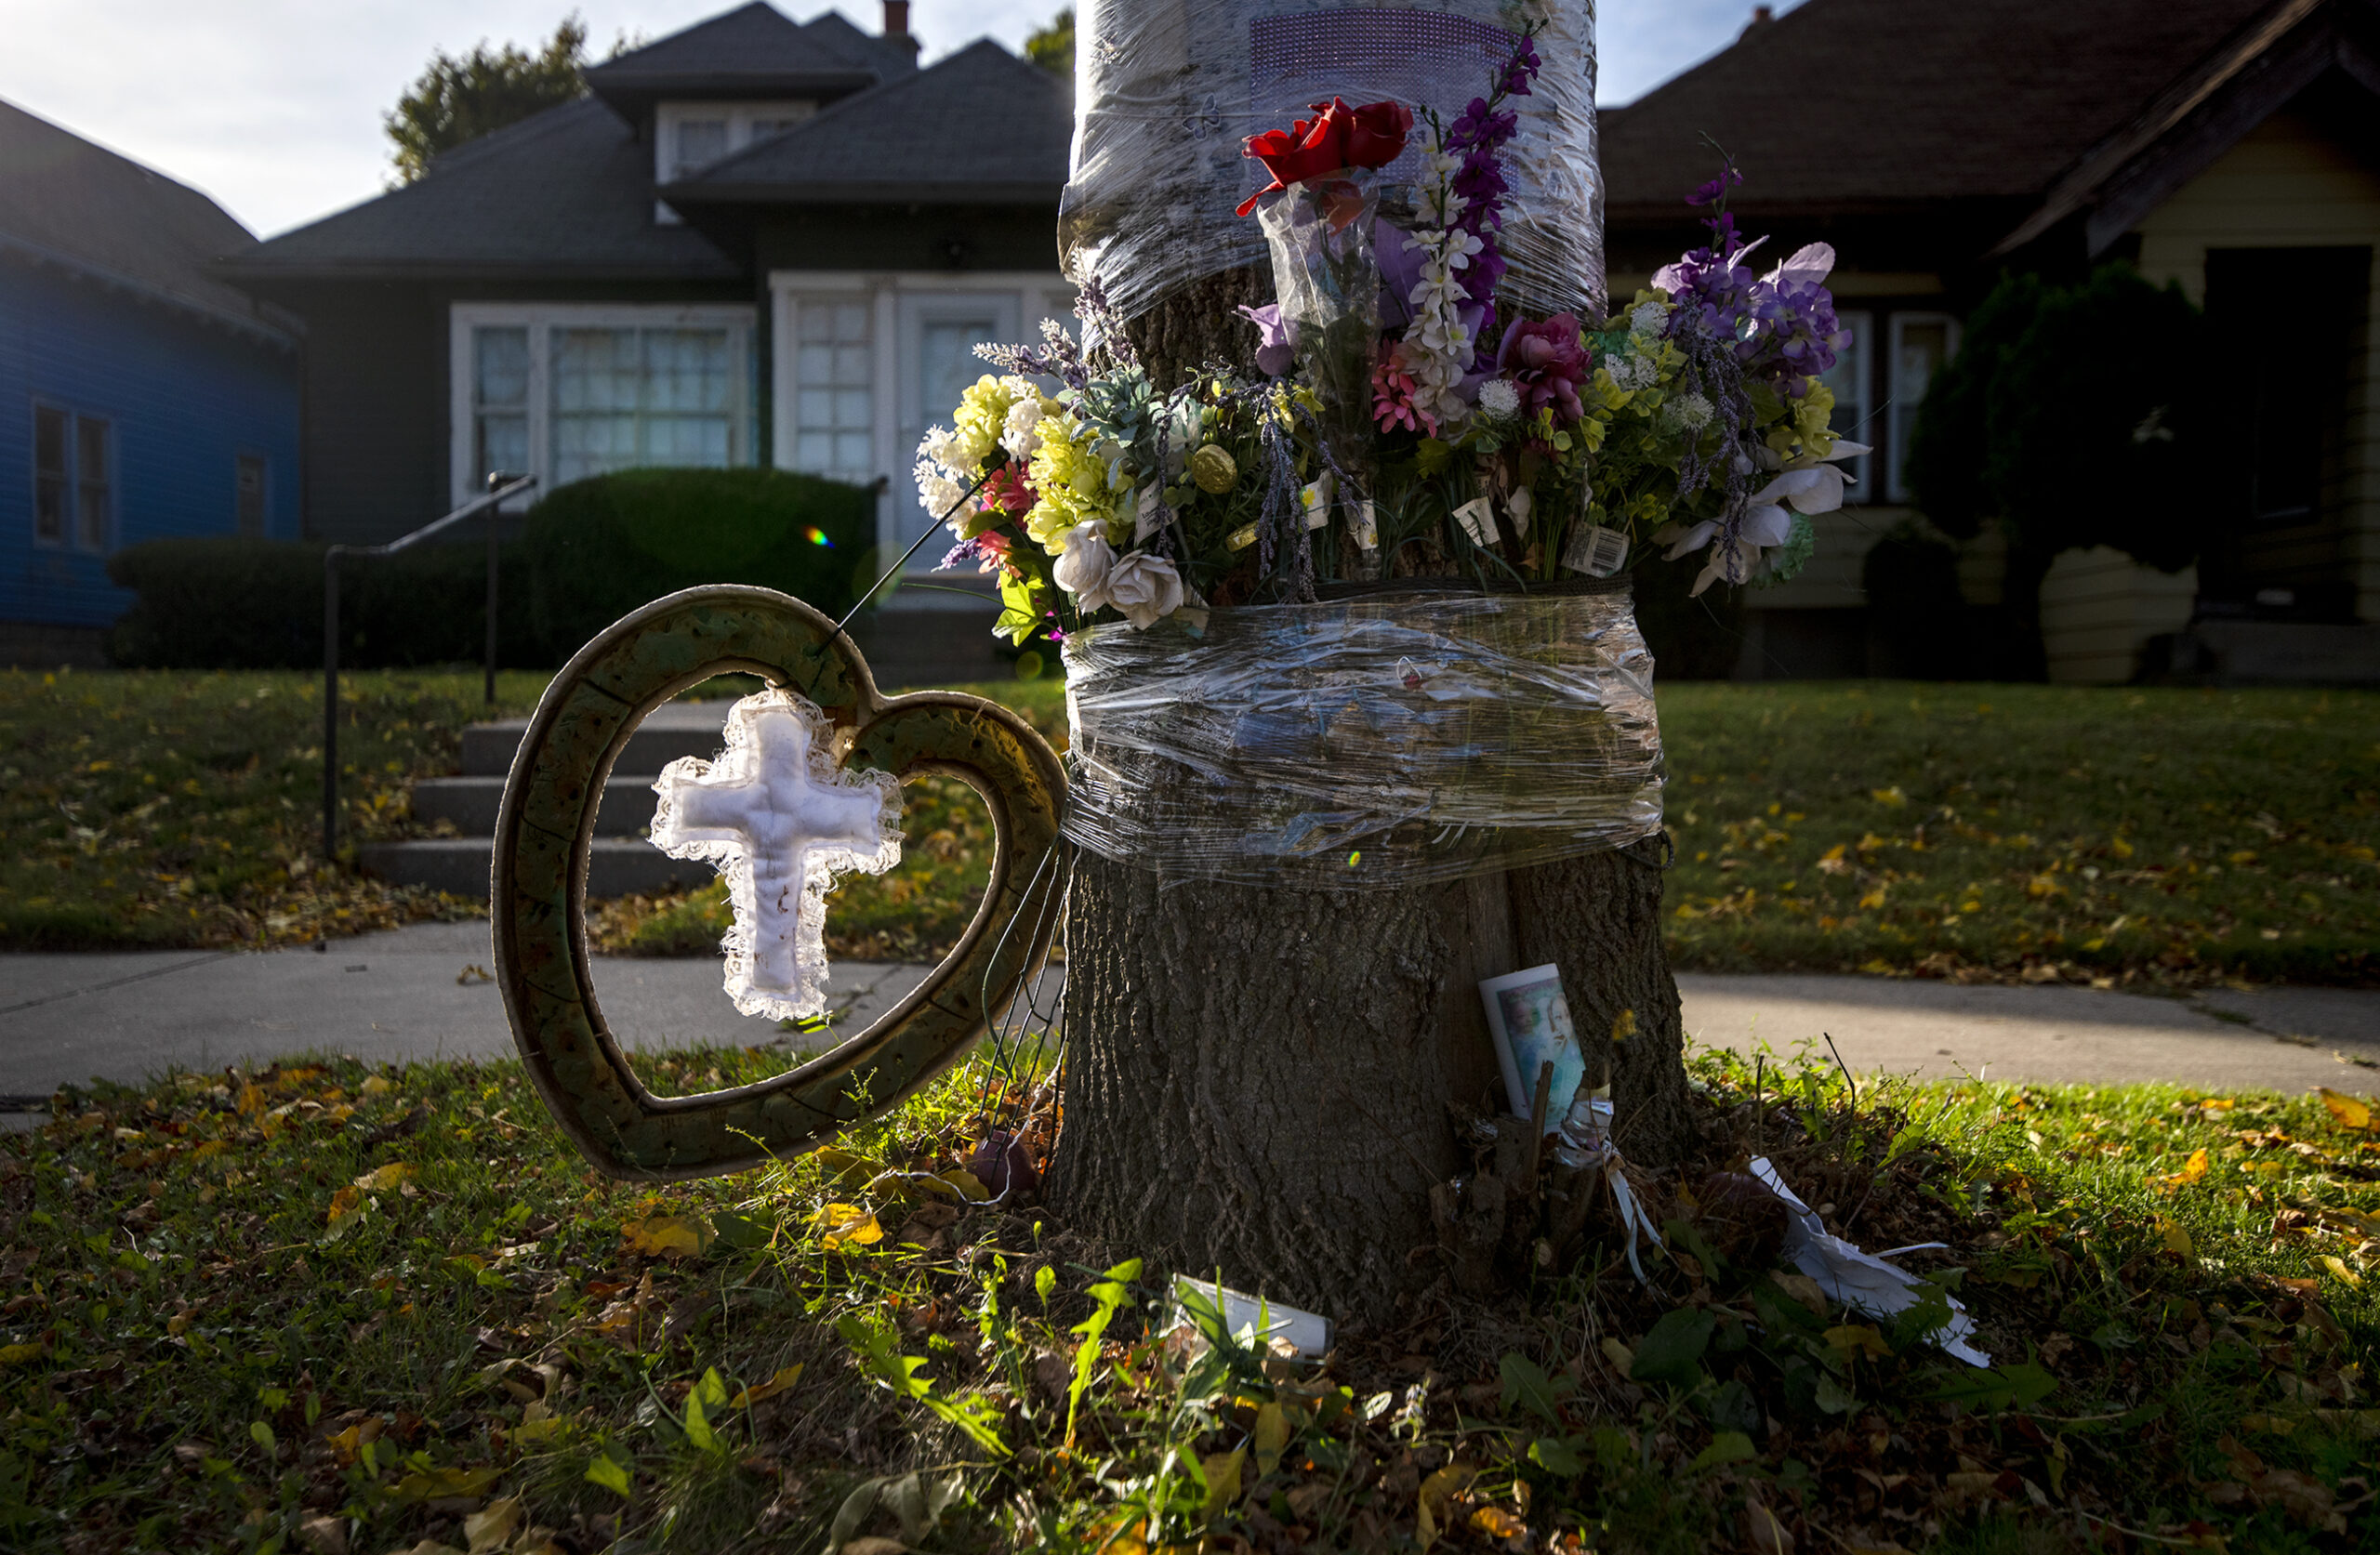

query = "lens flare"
[801,527,834,547]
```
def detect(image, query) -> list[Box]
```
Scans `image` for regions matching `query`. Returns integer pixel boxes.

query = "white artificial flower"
[1656,435,1872,596]
[1609,353,1656,392]
[1104,550,1184,629]
[1629,299,1667,340]
[915,460,968,531]
[917,425,963,478]
[1672,391,1714,430]
[1476,377,1522,420]
[1000,396,1046,462]
[1762,242,1836,289]
[1051,520,1117,612]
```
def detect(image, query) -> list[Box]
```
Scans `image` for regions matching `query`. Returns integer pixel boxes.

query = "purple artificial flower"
[1376,217,1422,329]
[1497,312,1590,420]
[1236,302,1297,377]
[1686,159,1743,208]
[1495,33,1541,98]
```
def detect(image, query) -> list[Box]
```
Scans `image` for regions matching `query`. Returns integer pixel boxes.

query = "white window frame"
[653,99,819,223]
[448,301,760,507]
[1885,310,1961,504]
[765,271,1074,562]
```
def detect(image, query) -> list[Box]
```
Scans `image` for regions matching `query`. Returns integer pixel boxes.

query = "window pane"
[75,418,109,549]
[1887,316,1957,502]
[788,296,873,480]
[673,119,727,177]
[553,329,639,412]
[475,326,530,408]
[1820,310,1869,501]
[921,321,999,439]
[33,405,67,476]
[477,412,528,484]
[643,329,729,414]
[236,454,267,537]
[76,417,107,481]
[33,405,67,544]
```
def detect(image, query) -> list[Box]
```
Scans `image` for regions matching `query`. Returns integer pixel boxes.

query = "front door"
[895,292,1020,569]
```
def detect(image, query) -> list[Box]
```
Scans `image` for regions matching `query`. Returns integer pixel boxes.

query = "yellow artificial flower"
[1024,409,1121,554]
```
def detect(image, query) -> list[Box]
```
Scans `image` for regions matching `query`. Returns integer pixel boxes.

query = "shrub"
[106,537,539,670]
[1861,521,1969,679]
[524,468,877,655]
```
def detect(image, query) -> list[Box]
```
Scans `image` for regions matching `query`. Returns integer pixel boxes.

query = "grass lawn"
[5,1043,2376,1553]
[3,668,2373,986]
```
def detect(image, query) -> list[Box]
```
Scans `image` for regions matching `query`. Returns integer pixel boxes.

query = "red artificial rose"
[1238,97,1412,217]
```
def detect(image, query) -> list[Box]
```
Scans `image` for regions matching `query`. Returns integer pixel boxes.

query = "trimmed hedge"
[104,468,878,670]
[106,537,539,670]
[525,468,876,655]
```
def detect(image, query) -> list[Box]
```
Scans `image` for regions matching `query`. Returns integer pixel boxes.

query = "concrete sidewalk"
[4,921,2376,1113]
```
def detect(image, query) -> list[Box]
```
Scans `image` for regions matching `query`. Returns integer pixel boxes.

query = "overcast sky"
[0,0,1780,239]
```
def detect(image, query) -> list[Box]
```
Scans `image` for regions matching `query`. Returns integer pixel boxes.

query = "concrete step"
[411,774,660,837]
[358,837,708,900]
[460,701,731,778]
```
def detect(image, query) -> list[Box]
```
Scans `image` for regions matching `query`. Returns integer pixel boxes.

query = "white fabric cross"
[648,689,902,1021]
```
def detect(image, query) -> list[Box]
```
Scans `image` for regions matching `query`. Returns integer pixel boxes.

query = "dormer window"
[654,100,820,222]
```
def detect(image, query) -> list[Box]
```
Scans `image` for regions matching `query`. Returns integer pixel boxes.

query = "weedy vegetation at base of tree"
[5,1041,2377,1554]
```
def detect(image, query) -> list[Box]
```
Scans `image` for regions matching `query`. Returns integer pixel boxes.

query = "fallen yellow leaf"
[390,1465,501,1503]
[2319,1088,2373,1131]
[2159,1217,2194,1256]
[729,1364,804,1408]
[622,1214,713,1260]
[2158,1148,2210,1189]
[2319,1255,2364,1289]
[464,1495,522,1553]
[0,1342,46,1364]
[1416,1462,1477,1549]
[353,1162,416,1192]
[1826,1324,1892,1362]
[813,1204,882,1251]
[360,1075,394,1097]
[1471,1506,1527,1539]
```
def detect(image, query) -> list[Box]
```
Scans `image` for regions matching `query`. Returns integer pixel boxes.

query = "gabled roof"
[669,40,1068,205]
[1601,0,2303,228]
[583,4,911,118]
[219,96,739,283]
[0,98,292,345]
[1997,0,2380,255]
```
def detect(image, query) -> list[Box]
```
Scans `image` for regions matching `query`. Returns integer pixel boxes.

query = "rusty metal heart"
[493,585,1066,1179]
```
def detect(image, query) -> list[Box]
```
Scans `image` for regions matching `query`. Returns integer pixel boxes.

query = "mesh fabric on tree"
[1059,0,1603,324]
[1061,580,1662,887]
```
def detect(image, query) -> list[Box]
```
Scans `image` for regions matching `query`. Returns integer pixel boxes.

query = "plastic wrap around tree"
[1060,0,1603,325]
[1061,580,1662,887]
[1257,173,1382,485]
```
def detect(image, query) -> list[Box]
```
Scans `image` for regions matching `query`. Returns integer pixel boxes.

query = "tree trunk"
[1050,277,1690,1324]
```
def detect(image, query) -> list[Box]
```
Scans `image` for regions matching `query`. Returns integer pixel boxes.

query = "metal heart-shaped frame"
[492,585,1067,1180]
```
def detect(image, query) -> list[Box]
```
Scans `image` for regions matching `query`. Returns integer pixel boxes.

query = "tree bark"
[1049,279,1690,1323]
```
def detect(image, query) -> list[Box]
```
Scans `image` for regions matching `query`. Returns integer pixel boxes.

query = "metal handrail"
[322,472,537,862]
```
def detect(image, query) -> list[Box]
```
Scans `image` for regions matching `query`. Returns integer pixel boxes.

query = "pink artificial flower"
[1372,344,1436,436]
[980,465,1036,515]
[1496,312,1590,421]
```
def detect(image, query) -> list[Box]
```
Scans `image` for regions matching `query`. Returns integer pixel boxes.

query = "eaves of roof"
[5,231,298,349]
[1993,0,2380,255]
[670,179,1058,206]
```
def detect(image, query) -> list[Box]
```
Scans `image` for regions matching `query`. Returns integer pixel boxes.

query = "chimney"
[882,0,910,39]
[1742,4,1775,32]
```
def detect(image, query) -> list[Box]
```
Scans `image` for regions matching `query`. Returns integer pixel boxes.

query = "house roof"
[220,95,741,283]
[583,4,913,116]
[0,98,293,345]
[669,39,1069,206]
[1600,0,2311,229]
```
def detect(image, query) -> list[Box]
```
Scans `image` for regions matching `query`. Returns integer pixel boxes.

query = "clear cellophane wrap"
[1061,581,1663,887]
[1059,0,1605,326]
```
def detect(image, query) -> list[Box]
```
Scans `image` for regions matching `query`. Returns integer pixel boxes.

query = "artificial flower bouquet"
[914,30,1865,646]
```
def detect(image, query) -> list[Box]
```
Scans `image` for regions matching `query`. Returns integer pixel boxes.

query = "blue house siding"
[0,256,301,633]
